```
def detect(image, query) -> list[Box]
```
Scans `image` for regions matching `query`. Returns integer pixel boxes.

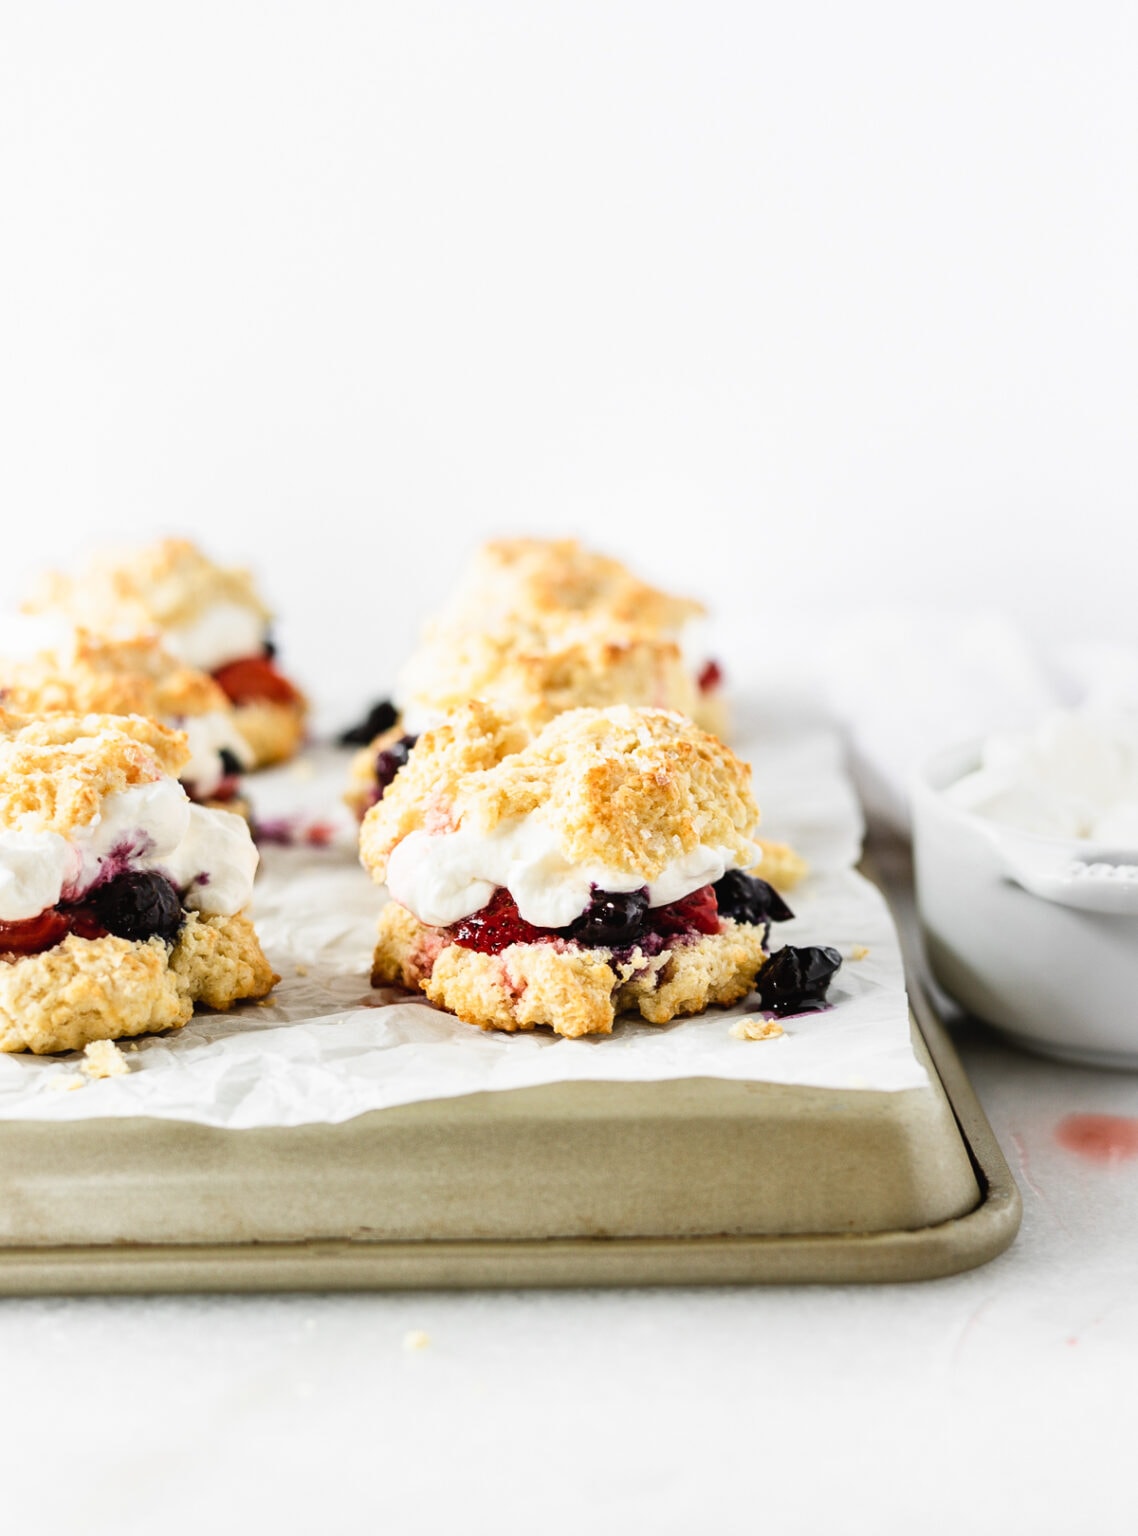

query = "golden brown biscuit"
[0,630,253,802]
[0,913,276,1055]
[0,709,188,835]
[400,537,725,727]
[24,538,270,636]
[395,623,700,737]
[230,700,307,769]
[439,538,705,636]
[167,911,279,1013]
[0,630,228,720]
[372,900,766,1038]
[22,538,307,768]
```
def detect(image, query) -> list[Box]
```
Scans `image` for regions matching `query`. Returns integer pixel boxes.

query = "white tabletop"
[4,1022,1136,1536]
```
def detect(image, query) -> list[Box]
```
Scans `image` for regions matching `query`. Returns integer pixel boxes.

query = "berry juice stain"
[1055,1114,1138,1165]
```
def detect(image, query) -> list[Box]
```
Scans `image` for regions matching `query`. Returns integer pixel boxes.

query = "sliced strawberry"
[0,909,70,955]
[208,776,242,803]
[697,659,723,693]
[212,655,301,706]
[650,884,721,937]
[448,888,558,954]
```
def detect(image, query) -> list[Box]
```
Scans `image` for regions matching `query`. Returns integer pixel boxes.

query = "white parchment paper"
[0,703,927,1125]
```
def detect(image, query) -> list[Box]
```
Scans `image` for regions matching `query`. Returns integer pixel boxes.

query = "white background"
[2,6,1138,1532]
[2,0,1137,704]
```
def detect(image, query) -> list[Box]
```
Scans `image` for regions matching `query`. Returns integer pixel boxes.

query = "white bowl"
[912,739,1138,1068]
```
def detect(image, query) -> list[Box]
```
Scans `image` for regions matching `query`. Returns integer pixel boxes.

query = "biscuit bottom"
[0,912,277,1055]
[232,700,306,769]
[372,902,767,1038]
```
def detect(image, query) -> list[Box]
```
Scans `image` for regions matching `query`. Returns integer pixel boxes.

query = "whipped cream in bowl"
[913,708,1138,1066]
[946,708,1138,843]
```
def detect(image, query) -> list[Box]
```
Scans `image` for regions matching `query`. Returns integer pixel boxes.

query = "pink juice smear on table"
[1055,1114,1138,1164]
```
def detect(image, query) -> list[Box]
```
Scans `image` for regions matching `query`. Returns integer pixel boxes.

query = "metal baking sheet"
[0,971,1019,1291]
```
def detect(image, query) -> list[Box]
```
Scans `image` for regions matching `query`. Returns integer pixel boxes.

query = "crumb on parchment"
[403,1331,431,1352]
[295,964,309,977]
[730,1018,784,1042]
[49,1074,86,1093]
[849,945,870,962]
[83,1040,130,1078]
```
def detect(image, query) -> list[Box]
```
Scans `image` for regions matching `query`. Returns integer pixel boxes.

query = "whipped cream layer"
[0,778,259,923]
[165,601,267,674]
[385,811,756,929]
[948,708,1138,842]
[170,709,254,797]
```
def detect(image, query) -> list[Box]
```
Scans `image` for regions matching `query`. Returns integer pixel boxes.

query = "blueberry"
[571,888,649,948]
[713,869,794,927]
[89,871,185,946]
[262,633,277,661]
[338,699,399,747]
[218,747,245,778]
[754,945,842,1016]
[374,734,419,799]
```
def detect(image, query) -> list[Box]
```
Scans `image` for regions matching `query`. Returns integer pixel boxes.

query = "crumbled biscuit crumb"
[231,699,307,768]
[83,1039,131,1078]
[49,1074,86,1093]
[403,1330,431,1352]
[295,964,309,977]
[730,1017,785,1042]
[752,838,809,892]
[849,945,870,961]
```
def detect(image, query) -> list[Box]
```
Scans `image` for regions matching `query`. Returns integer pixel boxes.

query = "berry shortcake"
[361,701,775,1038]
[24,539,306,768]
[425,537,728,735]
[0,711,275,1053]
[0,630,253,811]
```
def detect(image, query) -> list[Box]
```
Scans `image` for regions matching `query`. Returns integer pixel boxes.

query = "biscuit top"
[0,710,189,836]
[437,539,705,639]
[359,701,758,894]
[24,539,270,650]
[0,630,231,722]
[395,623,699,733]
